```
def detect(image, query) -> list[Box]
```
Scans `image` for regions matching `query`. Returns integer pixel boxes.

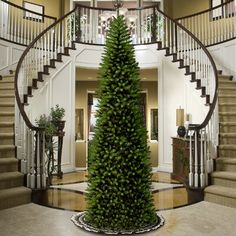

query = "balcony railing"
[14,4,218,190]
[176,0,236,46]
[0,0,56,46]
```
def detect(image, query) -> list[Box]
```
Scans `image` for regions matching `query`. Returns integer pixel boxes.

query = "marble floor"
[1,171,236,235]
[35,171,195,212]
[0,201,236,235]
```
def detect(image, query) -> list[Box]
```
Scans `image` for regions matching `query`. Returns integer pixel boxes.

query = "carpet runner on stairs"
[204,73,236,208]
[0,74,31,210]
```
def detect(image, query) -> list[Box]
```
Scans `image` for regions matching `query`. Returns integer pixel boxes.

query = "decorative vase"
[177,126,186,137]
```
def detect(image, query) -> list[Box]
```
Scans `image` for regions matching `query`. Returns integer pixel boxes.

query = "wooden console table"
[171,137,190,184]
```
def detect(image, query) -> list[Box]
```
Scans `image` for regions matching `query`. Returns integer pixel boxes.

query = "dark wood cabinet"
[171,137,190,183]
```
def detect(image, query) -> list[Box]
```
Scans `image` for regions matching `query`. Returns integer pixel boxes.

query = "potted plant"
[50,104,65,133]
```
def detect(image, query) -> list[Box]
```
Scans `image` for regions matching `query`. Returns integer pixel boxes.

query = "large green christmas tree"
[85,15,157,231]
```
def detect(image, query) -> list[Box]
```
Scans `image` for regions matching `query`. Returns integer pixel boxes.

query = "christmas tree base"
[71,212,164,234]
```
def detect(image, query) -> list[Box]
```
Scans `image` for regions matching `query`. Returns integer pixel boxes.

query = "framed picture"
[23,1,44,22]
[150,109,158,141]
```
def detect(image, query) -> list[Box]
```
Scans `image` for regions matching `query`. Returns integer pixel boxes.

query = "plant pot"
[55,120,66,132]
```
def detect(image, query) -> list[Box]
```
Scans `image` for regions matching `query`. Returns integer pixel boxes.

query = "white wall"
[25,43,208,173]
[158,55,208,172]
[208,39,236,79]
[0,39,25,76]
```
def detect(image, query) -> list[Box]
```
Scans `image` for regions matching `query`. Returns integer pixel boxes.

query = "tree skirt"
[71,212,164,234]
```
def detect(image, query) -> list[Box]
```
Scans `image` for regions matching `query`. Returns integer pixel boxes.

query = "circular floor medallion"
[71,212,165,234]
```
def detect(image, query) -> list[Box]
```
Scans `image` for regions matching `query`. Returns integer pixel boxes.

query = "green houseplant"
[35,104,65,184]
[50,104,65,132]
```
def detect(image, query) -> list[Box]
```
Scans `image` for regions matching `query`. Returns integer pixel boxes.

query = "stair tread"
[0,86,15,90]
[219,81,236,84]
[0,112,14,115]
[220,133,236,137]
[0,186,31,199]
[219,145,236,149]
[0,80,14,84]
[212,171,236,180]
[219,112,236,115]
[219,103,236,105]
[205,185,236,198]
[219,95,236,98]
[0,171,23,181]
[0,94,14,98]
[0,122,14,127]
[0,158,18,164]
[220,122,236,125]
[0,145,15,150]
[0,103,14,107]
[216,158,236,164]
[219,87,236,90]
[0,133,14,137]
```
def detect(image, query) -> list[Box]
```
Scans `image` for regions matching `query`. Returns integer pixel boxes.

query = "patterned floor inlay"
[33,171,200,212]
[51,182,184,193]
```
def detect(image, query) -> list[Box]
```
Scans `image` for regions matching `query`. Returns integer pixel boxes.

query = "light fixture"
[176,107,186,138]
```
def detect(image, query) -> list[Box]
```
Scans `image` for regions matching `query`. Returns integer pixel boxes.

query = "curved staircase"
[0,2,234,210]
[205,73,236,208]
[0,74,31,210]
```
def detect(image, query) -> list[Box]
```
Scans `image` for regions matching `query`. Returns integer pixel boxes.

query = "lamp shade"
[176,108,184,126]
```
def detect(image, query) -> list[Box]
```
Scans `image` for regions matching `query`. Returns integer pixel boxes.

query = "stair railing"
[14,7,78,189]
[152,7,219,188]
[15,5,218,189]
[0,0,56,46]
[176,0,236,46]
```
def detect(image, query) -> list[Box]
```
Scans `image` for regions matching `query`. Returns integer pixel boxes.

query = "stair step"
[211,171,236,188]
[0,102,14,112]
[216,158,236,171]
[0,133,14,145]
[218,75,233,81]
[220,133,236,145]
[220,122,236,133]
[0,158,18,173]
[219,144,236,157]
[219,87,236,95]
[205,185,236,208]
[0,112,14,122]
[0,81,14,89]
[219,80,236,88]
[0,145,15,158]
[0,75,14,82]
[219,112,236,122]
[0,122,14,133]
[0,87,14,94]
[219,95,236,104]
[0,186,31,210]
[0,172,24,190]
[0,94,14,103]
[219,103,236,112]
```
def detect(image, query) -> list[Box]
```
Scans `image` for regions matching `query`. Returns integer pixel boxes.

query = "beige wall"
[10,0,61,19]
[75,68,158,167]
[164,0,209,19]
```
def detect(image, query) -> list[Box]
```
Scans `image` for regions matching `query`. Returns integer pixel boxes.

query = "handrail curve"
[1,0,56,19]
[0,0,57,46]
[14,7,77,131]
[14,4,219,189]
[176,0,235,47]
